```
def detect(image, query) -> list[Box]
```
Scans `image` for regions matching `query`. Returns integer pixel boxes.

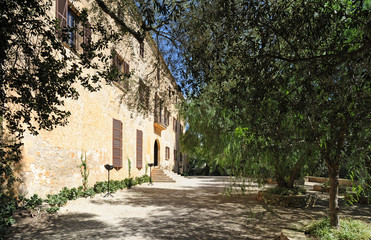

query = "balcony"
[154,115,167,131]
[154,109,170,132]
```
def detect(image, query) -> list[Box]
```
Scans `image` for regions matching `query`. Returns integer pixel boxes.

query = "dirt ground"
[6,176,371,239]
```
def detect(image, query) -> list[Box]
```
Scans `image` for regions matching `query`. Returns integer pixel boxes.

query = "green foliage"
[173,0,370,226]
[22,194,43,210]
[46,206,60,214]
[305,218,371,240]
[128,158,132,178]
[45,193,67,208]
[81,187,96,198]
[266,186,306,196]
[0,193,17,237]
[79,153,90,191]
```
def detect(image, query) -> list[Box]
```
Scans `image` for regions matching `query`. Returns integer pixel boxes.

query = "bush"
[305,218,371,240]
[45,193,67,207]
[94,181,107,193]
[266,186,306,195]
[0,193,17,237]
[81,187,96,198]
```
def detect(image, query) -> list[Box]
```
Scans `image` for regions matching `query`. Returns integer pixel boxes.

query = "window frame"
[165,146,170,160]
[112,118,123,170]
[136,129,143,169]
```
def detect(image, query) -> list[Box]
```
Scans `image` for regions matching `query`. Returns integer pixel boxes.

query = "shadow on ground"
[7,177,371,240]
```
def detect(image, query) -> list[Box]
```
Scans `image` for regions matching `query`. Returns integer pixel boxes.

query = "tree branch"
[263,42,371,64]
[94,0,145,42]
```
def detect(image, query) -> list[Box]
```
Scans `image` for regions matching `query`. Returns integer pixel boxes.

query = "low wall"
[304,176,353,186]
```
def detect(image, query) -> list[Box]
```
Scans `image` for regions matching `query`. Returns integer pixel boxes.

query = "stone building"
[17,0,187,197]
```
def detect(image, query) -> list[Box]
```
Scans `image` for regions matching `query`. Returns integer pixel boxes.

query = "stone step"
[151,168,176,183]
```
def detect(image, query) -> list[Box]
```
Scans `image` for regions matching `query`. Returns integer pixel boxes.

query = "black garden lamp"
[148,163,154,185]
[104,164,114,197]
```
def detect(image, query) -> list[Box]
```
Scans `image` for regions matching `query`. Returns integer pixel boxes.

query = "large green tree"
[174,0,370,227]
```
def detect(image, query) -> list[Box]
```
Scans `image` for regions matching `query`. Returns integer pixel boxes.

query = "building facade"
[17,0,186,197]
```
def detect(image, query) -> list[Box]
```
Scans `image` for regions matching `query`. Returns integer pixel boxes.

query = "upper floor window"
[67,8,77,49]
[112,51,130,90]
[139,78,149,109]
[56,0,91,53]
[173,118,177,132]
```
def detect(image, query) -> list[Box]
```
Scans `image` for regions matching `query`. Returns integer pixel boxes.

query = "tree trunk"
[328,164,340,228]
[287,159,302,188]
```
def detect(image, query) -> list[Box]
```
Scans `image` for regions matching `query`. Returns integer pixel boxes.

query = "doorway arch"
[154,140,160,166]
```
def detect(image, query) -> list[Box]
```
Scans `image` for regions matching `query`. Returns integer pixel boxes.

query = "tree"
[174,0,370,227]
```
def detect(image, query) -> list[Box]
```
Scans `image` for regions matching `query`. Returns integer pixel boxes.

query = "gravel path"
[7,176,371,239]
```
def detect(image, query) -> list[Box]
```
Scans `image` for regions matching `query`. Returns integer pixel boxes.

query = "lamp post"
[104,164,114,197]
[148,163,154,185]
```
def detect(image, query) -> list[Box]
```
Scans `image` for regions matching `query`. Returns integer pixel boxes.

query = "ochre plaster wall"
[18,0,186,198]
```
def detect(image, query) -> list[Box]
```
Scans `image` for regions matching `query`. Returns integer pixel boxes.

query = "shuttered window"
[136,130,143,169]
[113,52,129,90]
[83,22,92,52]
[173,118,177,132]
[56,0,68,35]
[165,147,170,160]
[112,119,123,170]
[174,150,177,163]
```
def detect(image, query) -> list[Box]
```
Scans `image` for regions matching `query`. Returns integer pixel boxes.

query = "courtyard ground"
[7,176,371,239]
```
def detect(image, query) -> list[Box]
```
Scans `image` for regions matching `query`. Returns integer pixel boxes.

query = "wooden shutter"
[112,119,123,170]
[173,118,177,132]
[136,130,143,169]
[56,0,68,36]
[83,22,91,48]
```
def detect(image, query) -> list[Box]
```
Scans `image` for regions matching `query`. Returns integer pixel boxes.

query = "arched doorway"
[154,140,159,166]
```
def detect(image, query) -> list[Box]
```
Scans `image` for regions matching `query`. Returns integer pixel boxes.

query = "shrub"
[46,206,60,214]
[22,194,43,210]
[0,193,17,237]
[94,181,107,193]
[81,187,96,198]
[305,218,371,240]
[266,186,306,195]
[45,194,67,207]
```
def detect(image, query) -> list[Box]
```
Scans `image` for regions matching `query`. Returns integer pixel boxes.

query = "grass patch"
[305,218,371,240]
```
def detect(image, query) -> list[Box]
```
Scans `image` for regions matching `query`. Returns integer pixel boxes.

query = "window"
[173,118,177,132]
[113,52,130,90]
[136,130,143,169]
[112,119,123,170]
[67,8,78,49]
[163,108,170,126]
[165,147,170,160]
[139,42,144,58]
[56,0,67,32]
[56,0,91,53]
[83,22,92,52]
[139,79,149,109]
[174,150,177,163]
